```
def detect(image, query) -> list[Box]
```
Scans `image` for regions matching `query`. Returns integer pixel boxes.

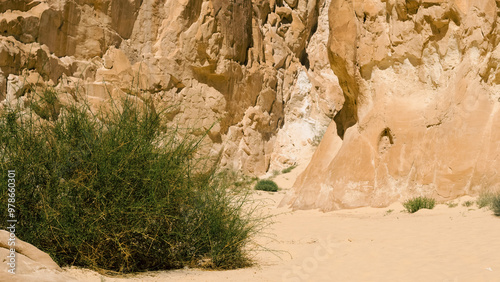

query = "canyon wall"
[285,0,500,210]
[0,0,341,175]
[2,0,500,210]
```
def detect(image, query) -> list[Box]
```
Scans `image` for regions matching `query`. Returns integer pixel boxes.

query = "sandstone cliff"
[2,0,500,211]
[0,0,340,176]
[285,0,500,210]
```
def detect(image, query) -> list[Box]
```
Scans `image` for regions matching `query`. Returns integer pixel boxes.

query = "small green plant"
[446,201,458,208]
[311,130,326,146]
[384,209,394,216]
[462,200,474,207]
[224,169,258,190]
[403,196,436,213]
[254,179,279,192]
[477,191,495,208]
[491,194,500,216]
[272,169,280,177]
[281,165,297,174]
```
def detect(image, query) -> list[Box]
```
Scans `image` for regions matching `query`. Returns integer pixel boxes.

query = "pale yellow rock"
[0,0,336,176]
[0,230,79,281]
[285,0,500,211]
[3,0,499,217]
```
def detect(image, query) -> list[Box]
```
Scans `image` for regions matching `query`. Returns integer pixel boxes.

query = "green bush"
[0,95,262,272]
[403,196,436,213]
[477,191,495,208]
[491,194,500,216]
[254,180,279,192]
[446,201,458,208]
[462,200,474,207]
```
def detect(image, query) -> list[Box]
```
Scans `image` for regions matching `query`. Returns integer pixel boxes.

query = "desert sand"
[61,164,500,282]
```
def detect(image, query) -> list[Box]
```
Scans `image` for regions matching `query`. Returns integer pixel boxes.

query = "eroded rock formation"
[285,0,500,210]
[0,230,77,281]
[3,0,499,211]
[0,0,340,175]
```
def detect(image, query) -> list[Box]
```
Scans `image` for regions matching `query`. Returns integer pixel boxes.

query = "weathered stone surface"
[0,230,79,281]
[0,0,337,176]
[5,0,500,208]
[2,0,499,217]
[285,0,500,211]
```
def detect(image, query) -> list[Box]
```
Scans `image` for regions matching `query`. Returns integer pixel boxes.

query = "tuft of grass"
[221,169,258,191]
[491,194,500,216]
[281,165,297,174]
[254,180,279,192]
[403,196,436,213]
[384,209,394,216]
[477,191,496,208]
[462,200,474,207]
[0,93,264,272]
[446,201,458,208]
[311,129,325,146]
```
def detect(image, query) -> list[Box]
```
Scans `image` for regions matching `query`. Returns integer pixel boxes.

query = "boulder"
[0,230,77,281]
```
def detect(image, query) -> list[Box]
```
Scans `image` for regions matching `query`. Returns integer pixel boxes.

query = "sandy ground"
[61,164,500,282]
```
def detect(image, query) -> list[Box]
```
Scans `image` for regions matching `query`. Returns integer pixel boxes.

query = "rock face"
[0,0,340,176]
[285,0,500,210]
[3,0,500,211]
[0,230,77,281]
